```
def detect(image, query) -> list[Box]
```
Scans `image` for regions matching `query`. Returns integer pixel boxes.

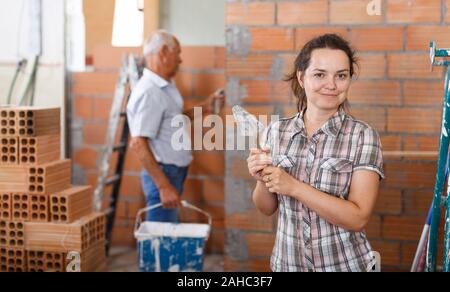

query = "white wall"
[160,0,225,46]
[0,0,65,105]
[0,0,66,154]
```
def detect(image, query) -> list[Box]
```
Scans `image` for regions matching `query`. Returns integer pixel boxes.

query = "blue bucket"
[134,201,211,272]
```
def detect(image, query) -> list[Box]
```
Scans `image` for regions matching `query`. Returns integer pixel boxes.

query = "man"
[127,30,224,223]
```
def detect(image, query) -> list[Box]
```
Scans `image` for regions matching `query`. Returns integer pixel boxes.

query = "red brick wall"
[69,45,225,254]
[225,0,449,271]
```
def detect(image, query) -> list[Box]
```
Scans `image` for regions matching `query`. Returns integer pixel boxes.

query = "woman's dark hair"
[285,33,358,113]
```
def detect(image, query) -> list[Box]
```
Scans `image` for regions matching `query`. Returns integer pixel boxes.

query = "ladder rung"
[113,143,127,152]
[441,196,447,208]
[105,175,121,186]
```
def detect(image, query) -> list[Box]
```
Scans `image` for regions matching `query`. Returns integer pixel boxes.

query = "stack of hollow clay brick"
[0,106,106,272]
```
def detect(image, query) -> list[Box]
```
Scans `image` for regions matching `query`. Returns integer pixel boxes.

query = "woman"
[247,34,384,272]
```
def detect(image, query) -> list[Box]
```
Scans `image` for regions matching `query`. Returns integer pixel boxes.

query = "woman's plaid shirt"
[266,109,384,272]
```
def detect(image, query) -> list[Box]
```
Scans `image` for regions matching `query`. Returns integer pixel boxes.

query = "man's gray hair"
[143,30,177,56]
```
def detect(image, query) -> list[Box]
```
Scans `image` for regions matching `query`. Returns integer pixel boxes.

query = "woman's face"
[297,48,352,112]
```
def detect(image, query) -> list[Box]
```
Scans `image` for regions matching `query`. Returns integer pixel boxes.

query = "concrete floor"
[106,247,224,272]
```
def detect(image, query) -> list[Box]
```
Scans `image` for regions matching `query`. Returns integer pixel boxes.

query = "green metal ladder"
[427,41,450,272]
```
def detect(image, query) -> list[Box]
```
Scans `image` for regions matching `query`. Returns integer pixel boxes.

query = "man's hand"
[205,89,225,114]
[159,184,181,209]
[184,89,226,119]
[129,137,181,208]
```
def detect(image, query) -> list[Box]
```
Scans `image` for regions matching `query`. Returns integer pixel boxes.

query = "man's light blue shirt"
[127,69,193,167]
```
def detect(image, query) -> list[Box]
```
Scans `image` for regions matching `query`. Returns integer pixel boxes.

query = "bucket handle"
[134,201,213,240]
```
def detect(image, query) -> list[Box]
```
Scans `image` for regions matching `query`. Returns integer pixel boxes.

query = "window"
[112,0,144,47]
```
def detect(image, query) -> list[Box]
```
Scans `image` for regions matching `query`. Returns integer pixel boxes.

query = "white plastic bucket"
[134,201,211,272]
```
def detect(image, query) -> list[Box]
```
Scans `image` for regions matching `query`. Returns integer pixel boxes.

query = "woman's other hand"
[247,147,272,182]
